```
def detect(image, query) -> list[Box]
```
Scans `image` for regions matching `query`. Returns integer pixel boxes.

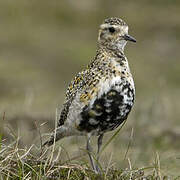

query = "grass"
[0,135,167,179]
[0,117,173,179]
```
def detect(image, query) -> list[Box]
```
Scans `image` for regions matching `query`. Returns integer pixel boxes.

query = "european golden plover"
[44,17,136,173]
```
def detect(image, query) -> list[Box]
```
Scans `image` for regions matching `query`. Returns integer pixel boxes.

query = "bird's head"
[98,17,136,52]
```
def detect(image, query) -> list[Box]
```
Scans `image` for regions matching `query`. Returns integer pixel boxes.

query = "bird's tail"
[43,125,83,147]
[43,126,69,147]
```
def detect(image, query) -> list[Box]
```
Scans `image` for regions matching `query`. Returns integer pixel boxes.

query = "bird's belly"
[78,80,135,134]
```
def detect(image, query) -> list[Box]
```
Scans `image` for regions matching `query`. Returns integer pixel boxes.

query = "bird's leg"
[86,135,96,172]
[95,134,104,173]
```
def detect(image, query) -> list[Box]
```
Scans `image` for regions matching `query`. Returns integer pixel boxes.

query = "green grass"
[0,130,171,180]
[0,113,175,179]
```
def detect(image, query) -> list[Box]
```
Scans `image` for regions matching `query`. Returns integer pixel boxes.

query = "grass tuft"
[0,131,171,179]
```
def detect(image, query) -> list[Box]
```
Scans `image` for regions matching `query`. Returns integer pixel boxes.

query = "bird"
[44,17,136,173]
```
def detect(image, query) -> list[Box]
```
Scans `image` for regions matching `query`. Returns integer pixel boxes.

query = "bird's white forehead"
[100,24,128,33]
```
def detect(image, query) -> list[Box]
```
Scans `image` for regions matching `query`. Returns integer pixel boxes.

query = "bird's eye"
[108,27,115,33]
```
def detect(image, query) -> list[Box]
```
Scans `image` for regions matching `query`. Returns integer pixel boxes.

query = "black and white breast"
[79,77,135,134]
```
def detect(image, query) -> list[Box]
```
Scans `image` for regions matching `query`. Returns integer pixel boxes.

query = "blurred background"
[0,0,180,177]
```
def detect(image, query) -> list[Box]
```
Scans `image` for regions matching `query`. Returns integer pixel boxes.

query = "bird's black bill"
[124,34,136,43]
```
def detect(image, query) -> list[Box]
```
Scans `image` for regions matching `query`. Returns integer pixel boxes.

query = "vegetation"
[0,0,180,179]
[0,131,171,179]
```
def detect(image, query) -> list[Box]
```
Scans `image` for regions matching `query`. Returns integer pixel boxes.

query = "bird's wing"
[57,70,88,126]
[43,70,88,147]
[57,100,72,127]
